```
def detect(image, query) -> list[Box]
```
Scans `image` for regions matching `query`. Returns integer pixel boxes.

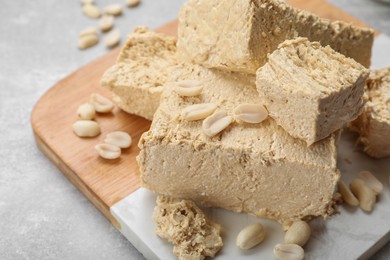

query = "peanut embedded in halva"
[202,110,233,137]
[182,103,217,121]
[236,223,266,250]
[173,80,203,97]
[234,104,268,124]
[284,221,311,247]
[72,120,100,137]
[104,131,132,149]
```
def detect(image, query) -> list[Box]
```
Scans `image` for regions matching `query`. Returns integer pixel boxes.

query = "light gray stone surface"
[0,0,388,259]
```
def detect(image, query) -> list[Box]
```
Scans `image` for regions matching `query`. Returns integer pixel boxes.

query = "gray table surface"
[0,0,389,259]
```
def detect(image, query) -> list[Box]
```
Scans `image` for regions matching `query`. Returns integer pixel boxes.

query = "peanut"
[284,221,311,247]
[350,178,376,212]
[236,224,266,250]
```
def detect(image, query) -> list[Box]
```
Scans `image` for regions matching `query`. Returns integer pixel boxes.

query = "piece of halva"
[101,26,177,120]
[177,0,374,74]
[350,67,390,158]
[256,38,369,145]
[153,196,223,260]
[138,64,340,225]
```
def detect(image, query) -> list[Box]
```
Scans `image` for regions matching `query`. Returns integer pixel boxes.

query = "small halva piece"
[153,196,223,260]
[101,27,177,120]
[256,38,369,145]
[349,67,390,158]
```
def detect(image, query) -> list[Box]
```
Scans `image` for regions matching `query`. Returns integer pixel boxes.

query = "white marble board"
[111,35,390,260]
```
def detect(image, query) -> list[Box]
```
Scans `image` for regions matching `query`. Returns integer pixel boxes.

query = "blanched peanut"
[90,93,114,113]
[350,178,376,212]
[104,29,121,48]
[173,80,203,97]
[126,0,140,7]
[358,170,383,195]
[202,110,233,137]
[95,143,121,159]
[72,120,100,137]
[78,33,99,49]
[338,181,359,207]
[82,4,101,19]
[234,104,268,124]
[77,103,96,120]
[274,243,304,260]
[182,103,217,121]
[99,15,114,32]
[104,131,132,148]
[104,4,123,16]
[236,224,266,250]
[284,221,311,247]
[79,26,98,37]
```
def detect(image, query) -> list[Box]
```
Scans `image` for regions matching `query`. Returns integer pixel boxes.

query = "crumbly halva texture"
[256,38,369,145]
[138,64,340,225]
[349,67,390,158]
[177,0,374,74]
[153,196,223,260]
[101,26,177,120]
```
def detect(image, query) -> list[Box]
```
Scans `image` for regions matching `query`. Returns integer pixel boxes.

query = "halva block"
[138,64,340,225]
[177,0,374,73]
[256,38,369,145]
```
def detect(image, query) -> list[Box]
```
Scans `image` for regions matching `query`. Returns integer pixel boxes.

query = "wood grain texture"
[31,1,373,227]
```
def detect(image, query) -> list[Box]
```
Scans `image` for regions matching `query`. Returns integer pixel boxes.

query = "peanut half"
[82,4,101,19]
[81,0,94,5]
[79,26,98,37]
[182,103,217,121]
[72,120,100,138]
[173,80,203,97]
[126,0,141,7]
[234,104,268,124]
[104,131,132,149]
[274,243,304,260]
[338,181,359,207]
[104,29,121,48]
[78,33,99,49]
[77,103,96,120]
[358,170,383,195]
[95,143,121,159]
[99,15,114,32]
[90,93,114,113]
[284,221,311,247]
[202,110,233,137]
[236,223,266,250]
[104,4,123,16]
[350,178,376,212]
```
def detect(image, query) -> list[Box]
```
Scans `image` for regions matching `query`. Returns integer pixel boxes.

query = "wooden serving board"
[31,0,388,258]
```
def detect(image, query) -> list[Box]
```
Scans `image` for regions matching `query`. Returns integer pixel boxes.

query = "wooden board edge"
[33,131,122,229]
